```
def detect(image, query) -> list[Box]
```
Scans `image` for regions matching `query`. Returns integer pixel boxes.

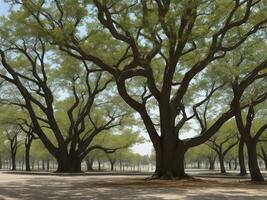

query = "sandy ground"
[0,171,266,200]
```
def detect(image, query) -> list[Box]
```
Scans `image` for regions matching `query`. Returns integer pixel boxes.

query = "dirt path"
[0,172,266,200]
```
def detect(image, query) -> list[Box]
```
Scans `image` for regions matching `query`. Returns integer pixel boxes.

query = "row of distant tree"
[0,127,152,172]
[186,120,267,174]
[0,114,145,172]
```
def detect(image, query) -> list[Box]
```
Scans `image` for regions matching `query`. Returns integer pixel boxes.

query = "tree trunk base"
[250,176,265,182]
[238,172,248,176]
[55,160,82,173]
[55,168,83,173]
[150,171,192,180]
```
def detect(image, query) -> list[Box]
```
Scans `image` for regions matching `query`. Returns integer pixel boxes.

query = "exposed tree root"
[146,172,193,181]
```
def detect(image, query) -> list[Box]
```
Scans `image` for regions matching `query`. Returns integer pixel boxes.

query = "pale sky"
[0,0,8,16]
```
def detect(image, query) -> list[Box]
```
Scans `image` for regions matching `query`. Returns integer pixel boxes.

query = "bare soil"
[0,171,266,200]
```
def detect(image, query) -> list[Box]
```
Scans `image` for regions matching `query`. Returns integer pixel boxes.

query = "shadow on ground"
[0,173,266,200]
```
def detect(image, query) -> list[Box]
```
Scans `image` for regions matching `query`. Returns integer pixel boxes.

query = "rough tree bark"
[153,139,187,179]
[55,154,82,173]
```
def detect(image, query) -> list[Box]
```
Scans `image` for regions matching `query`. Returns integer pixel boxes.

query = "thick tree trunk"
[246,143,264,181]
[153,140,187,179]
[218,155,226,173]
[238,138,247,175]
[25,145,31,171]
[56,155,82,173]
[11,154,16,171]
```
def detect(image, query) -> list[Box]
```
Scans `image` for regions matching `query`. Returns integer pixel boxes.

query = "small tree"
[4,125,22,170]
[232,85,267,181]
[207,122,239,173]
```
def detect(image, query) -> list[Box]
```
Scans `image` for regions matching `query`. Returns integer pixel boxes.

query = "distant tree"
[207,122,239,173]
[86,129,143,171]
[0,129,5,169]
[232,86,267,181]
[116,149,131,172]
[3,125,22,170]
[0,126,10,169]
[140,155,150,171]
[225,144,238,171]
[258,136,267,170]
[0,104,39,171]
[21,123,37,171]
[93,150,107,171]
[186,144,217,170]
[258,146,267,170]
